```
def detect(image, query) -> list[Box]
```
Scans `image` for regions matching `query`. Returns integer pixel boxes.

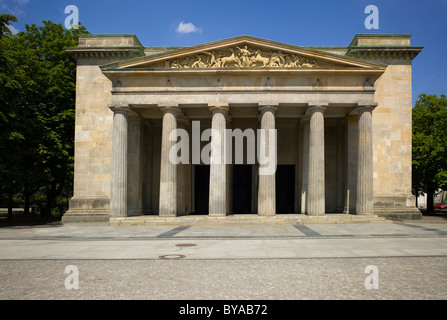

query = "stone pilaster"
[208,103,229,216]
[307,105,326,216]
[258,105,277,216]
[110,106,129,216]
[356,105,375,215]
[159,106,180,216]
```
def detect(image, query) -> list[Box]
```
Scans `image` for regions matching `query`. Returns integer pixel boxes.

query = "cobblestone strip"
[293,224,322,237]
[156,226,191,238]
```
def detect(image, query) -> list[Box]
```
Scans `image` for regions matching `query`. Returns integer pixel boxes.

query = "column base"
[159,213,178,217]
[209,213,227,217]
[258,212,276,216]
[374,206,422,220]
[306,213,326,216]
[373,194,422,220]
[62,197,110,224]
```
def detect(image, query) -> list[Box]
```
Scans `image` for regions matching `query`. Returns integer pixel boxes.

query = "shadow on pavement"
[0,213,62,228]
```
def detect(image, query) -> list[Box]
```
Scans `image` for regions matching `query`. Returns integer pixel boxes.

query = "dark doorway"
[194,165,209,215]
[232,165,253,214]
[276,165,296,213]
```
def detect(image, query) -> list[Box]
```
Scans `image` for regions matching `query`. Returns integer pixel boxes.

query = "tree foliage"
[412,93,447,213]
[0,14,18,38]
[0,16,89,219]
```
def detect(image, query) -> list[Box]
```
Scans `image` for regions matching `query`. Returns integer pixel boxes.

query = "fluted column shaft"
[159,106,179,216]
[258,106,277,216]
[356,106,374,215]
[307,106,326,216]
[301,120,310,214]
[209,103,229,216]
[110,107,129,216]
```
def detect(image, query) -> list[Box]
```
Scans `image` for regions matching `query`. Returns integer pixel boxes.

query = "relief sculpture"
[168,45,318,69]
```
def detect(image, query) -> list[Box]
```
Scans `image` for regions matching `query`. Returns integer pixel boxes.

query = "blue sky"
[2,0,446,105]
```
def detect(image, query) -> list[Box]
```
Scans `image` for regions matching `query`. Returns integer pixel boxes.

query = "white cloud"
[0,0,28,17]
[7,24,19,35]
[176,21,202,34]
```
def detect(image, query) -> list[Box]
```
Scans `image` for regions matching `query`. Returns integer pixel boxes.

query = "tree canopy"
[0,15,89,219]
[412,93,447,213]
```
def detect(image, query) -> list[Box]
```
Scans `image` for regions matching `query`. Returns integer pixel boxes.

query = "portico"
[63,34,423,223]
[107,99,376,218]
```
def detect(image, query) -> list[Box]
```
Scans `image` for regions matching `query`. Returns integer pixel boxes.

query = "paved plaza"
[1,217,447,300]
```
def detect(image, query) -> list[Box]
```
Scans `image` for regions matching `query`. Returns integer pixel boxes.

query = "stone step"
[108,214,390,226]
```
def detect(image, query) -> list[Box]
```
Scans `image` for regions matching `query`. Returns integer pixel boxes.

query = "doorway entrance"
[232,165,253,214]
[276,165,296,213]
[193,165,209,215]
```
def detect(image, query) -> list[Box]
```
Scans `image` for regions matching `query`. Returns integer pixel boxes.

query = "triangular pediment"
[101,35,386,71]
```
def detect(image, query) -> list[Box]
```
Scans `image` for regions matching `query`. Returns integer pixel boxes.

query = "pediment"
[101,35,386,71]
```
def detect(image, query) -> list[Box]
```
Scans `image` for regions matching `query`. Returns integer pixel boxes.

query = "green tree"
[0,14,17,38]
[412,93,447,214]
[0,16,89,219]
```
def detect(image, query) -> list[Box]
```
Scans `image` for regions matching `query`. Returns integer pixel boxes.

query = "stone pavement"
[1,216,447,300]
[1,217,447,259]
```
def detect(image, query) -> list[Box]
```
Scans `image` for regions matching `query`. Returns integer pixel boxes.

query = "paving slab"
[1,222,447,260]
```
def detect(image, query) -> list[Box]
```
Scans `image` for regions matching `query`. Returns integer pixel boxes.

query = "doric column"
[356,105,375,215]
[208,103,229,216]
[307,105,326,216]
[300,119,310,214]
[258,105,277,216]
[344,115,358,214]
[110,106,129,216]
[159,106,180,216]
[226,116,232,215]
[177,116,189,215]
[127,113,143,216]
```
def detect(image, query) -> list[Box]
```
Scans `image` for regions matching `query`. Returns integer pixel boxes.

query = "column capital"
[208,102,229,114]
[109,105,130,114]
[258,105,278,114]
[356,103,378,113]
[308,104,328,114]
[177,115,190,128]
[299,117,311,125]
[160,105,181,116]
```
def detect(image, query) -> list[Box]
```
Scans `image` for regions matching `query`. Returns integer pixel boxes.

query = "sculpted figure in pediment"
[191,55,207,68]
[221,48,241,67]
[236,45,253,67]
[170,59,181,68]
[302,58,317,67]
[250,49,270,67]
[284,54,301,67]
[269,51,285,67]
[166,45,319,69]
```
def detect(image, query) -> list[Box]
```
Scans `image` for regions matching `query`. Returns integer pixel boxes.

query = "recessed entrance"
[276,165,296,213]
[232,165,253,214]
[193,165,210,215]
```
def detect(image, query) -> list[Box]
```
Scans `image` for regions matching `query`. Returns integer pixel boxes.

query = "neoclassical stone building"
[63,33,423,223]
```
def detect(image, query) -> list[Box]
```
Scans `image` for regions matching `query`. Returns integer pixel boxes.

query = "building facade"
[63,34,423,223]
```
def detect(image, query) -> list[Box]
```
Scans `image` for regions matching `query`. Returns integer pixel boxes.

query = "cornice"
[65,47,145,60]
[100,35,387,71]
[346,46,423,60]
